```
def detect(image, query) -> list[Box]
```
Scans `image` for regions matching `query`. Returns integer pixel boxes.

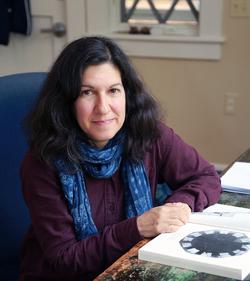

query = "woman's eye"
[110,88,120,95]
[80,90,92,96]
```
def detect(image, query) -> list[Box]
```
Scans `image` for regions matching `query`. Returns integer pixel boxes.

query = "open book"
[138,204,250,280]
[221,161,250,194]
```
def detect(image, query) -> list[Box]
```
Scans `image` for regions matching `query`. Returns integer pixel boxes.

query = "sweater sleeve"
[20,152,142,277]
[156,123,222,211]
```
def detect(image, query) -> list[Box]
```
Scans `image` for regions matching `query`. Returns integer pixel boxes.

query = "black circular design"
[179,229,250,258]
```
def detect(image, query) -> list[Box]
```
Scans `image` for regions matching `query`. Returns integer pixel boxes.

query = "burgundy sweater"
[20,123,221,280]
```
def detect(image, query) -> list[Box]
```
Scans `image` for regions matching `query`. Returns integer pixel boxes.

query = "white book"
[190,203,250,232]
[138,204,250,280]
[221,162,250,194]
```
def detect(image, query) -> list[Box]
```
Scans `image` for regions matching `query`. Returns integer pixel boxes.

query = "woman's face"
[74,63,126,148]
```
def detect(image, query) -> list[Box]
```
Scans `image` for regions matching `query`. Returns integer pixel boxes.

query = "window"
[83,0,224,60]
[122,0,199,23]
[120,0,199,36]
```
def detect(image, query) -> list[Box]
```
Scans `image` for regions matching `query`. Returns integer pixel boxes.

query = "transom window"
[121,0,199,25]
[117,0,201,37]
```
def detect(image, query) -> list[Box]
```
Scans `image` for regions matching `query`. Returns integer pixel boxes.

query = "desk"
[95,148,250,281]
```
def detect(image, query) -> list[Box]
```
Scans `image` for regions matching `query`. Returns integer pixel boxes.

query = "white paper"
[139,223,250,280]
[221,162,250,194]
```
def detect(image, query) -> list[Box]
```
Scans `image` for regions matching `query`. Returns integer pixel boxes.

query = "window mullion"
[121,0,140,22]
[186,0,199,21]
[147,0,164,23]
[162,0,180,23]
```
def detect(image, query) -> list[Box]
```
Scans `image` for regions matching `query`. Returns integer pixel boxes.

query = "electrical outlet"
[224,93,238,115]
[231,0,250,17]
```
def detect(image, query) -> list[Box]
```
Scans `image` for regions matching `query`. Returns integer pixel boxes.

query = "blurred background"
[0,0,249,169]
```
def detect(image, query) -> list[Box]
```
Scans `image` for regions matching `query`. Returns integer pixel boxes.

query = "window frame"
[82,0,224,60]
[120,0,200,24]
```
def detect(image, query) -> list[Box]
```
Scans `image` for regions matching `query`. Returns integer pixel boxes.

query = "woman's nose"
[95,94,109,114]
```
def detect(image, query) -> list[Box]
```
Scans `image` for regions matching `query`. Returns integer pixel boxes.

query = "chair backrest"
[0,72,46,280]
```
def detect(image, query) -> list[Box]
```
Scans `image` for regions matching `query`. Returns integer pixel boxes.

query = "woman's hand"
[137,202,191,238]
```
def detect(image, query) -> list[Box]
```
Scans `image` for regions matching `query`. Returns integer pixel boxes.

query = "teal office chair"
[0,72,46,281]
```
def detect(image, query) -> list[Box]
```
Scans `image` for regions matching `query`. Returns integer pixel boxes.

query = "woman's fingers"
[136,202,191,238]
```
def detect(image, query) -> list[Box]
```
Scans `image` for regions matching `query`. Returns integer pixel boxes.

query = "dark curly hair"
[24,36,160,164]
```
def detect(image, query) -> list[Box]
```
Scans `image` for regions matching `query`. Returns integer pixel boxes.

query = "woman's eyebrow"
[81,83,122,88]
[81,84,94,88]
[110,83,122,87]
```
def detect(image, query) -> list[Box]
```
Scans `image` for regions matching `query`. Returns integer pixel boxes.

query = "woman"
[20,36,221,280]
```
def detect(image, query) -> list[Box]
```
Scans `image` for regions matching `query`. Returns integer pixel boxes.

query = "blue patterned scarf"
[54,133,153,240]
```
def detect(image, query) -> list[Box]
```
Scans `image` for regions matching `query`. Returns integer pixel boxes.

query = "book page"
[221,162,250,193]
[189,203,250,232]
